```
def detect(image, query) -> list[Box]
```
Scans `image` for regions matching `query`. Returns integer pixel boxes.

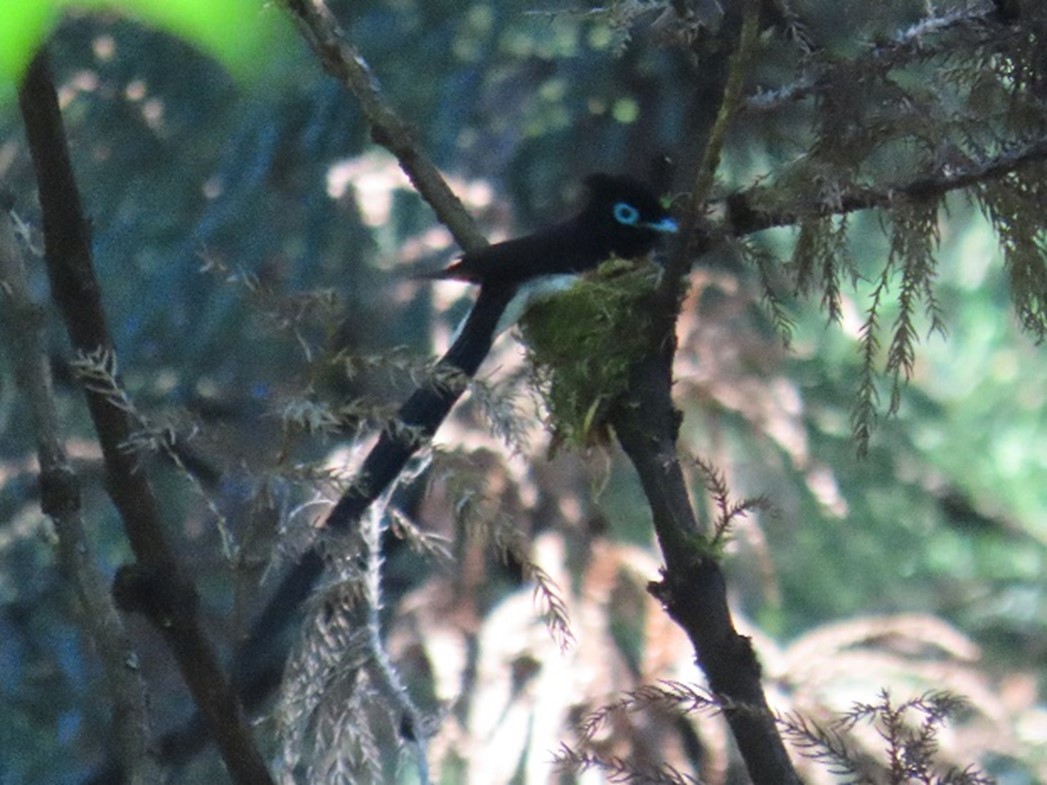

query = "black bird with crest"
[232,173,676,725]
[424,172,678,376]
[437,173,677,285]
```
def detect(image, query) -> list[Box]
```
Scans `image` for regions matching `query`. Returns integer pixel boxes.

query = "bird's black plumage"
[427,173,677,365]
[433,173,677,285]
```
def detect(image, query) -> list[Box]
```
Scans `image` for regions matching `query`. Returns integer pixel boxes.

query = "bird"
[230,173,676,739]
[423,173,678,376]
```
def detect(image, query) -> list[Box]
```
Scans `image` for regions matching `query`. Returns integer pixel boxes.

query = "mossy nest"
[519,258,661,450]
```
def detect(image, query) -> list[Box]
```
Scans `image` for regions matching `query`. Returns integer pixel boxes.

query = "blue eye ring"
[613,202,640,226]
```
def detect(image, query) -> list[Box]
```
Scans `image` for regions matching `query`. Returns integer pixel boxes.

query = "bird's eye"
[613,202,640,226]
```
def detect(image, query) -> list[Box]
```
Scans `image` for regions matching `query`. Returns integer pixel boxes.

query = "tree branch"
[610,324,800,785]
[743,5,1001,115]
[281,0,486,254]
[18,49,273,785]
[663,0,761,287]
[721,136,1047,238]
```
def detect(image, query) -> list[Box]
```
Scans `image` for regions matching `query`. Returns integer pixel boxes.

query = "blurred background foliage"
[1,0,1046,783]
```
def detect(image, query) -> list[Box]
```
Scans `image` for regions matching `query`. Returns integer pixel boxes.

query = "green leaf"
[0,0,59,89]
[0,0,288,90]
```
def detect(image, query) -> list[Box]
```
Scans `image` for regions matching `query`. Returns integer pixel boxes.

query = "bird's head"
[580,173,678,259]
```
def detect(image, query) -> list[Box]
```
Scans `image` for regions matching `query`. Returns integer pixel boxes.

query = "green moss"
[520,258,661,450]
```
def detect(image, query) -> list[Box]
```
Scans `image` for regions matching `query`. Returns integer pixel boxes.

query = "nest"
[519,258,661,451]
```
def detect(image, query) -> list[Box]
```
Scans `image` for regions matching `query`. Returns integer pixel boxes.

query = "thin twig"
[282,0,486,254]
[744,6,999,115]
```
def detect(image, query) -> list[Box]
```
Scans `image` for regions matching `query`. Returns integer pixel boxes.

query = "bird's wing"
[441,219,596,284]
